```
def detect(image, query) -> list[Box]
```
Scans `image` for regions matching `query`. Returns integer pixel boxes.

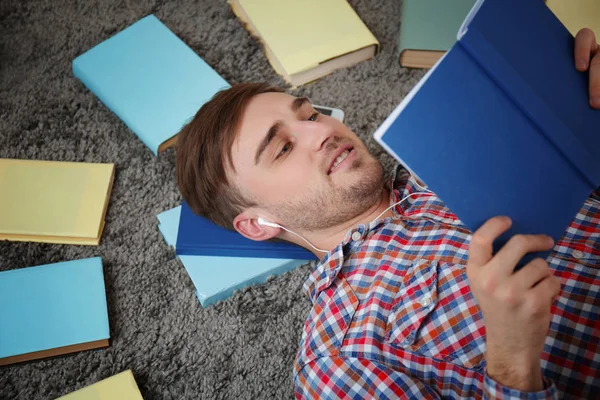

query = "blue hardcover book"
[175,201,318,260]
[73,15,230,155]
[0,257,110,366]
[158,206,308,306]
[374,0,600,264]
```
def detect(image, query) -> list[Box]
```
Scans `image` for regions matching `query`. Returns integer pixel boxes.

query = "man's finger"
[468,216,512,267]
[513,257,552,290]
[490,234,554,274]
[527,275,561,309]
[575,28,597,71]
[589,47,600,109]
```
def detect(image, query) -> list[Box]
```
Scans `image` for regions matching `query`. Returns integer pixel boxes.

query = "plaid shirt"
[294,168,600,399]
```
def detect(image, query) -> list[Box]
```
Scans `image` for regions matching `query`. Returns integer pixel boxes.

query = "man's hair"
[176,82,285,231]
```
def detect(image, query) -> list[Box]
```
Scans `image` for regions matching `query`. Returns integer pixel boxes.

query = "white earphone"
[256,173,434,255]
[257,217,281,228]
[257,216,328,253]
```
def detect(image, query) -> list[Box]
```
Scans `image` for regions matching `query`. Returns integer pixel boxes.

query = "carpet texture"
[0,0,425,398]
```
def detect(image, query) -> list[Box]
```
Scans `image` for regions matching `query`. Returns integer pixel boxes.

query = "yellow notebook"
[229,0,379,86]
[57,370,143,400]
[0,159,115,245]
[546,0,600,38]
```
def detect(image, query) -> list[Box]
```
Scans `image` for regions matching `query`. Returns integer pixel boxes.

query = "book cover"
[175,201,317,260]
[229,0,379,86]
[57,370,143,400]
[0,159,114,245]
[0,257,110,366]
[375,0,600,264]
[72,14,230,155]
[158,206,308,307]
[398,0,476,68]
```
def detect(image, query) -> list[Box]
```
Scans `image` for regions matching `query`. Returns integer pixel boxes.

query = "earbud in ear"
[257,217,281,228]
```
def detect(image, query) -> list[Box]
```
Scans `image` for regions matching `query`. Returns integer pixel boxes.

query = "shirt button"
[420,296,431,307]
[351,231,362,241]
[572,250,584,259]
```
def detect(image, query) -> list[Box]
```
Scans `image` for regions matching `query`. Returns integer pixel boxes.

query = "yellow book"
[0,159,115,245]
[229,0,379,86]
[57,370,143,400]
[546,0,600,38]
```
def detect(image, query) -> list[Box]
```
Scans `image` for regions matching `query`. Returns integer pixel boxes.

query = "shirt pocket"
[310,277,359,357]
[385,259,486,370]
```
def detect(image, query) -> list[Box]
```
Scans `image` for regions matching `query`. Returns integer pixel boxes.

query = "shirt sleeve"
[295,355,561,400]
[483,371,558,400]
[295,356,441,400]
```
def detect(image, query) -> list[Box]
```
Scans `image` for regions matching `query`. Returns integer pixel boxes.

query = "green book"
[398,0,476,68]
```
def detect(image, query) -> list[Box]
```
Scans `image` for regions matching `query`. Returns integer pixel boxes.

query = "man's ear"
[233,211,280,241]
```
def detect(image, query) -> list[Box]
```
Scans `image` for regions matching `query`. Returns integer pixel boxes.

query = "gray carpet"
[0,0,425,398]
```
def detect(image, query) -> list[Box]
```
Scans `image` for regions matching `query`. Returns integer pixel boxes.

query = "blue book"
[72,15,230,155]
[374,0,600,264]
[0,257,109,366]
[158,206,308,306]
[175,201,318,260]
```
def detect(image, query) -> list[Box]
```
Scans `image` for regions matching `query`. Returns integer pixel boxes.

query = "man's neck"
[283,188,392,259]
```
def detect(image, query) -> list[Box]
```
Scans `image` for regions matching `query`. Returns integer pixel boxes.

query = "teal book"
[158,206,308,307]
[0,257,110,366]
[72,15,230,155]
[398,0,476,68]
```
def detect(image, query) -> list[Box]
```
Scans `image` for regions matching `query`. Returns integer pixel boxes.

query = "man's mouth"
[328,146,354,175]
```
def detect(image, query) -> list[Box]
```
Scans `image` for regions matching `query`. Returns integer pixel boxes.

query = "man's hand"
[574,28,600,109]
[466,216,561,392]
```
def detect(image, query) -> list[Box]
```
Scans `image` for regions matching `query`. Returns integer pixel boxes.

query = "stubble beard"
[268,155,385,232]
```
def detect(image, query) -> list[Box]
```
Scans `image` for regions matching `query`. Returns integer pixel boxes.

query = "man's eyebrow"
[292,97,309,112]
[255,121,282,165]
[253,98,310,165]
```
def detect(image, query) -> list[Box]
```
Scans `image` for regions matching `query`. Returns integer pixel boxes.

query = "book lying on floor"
[175,201,317,260]
[57,370,143,400]
[546,0,600,38]
[73,14,229,155]
[0,159,114,245]
[158,206,308,307]
[0,257,110,366]
[374,0,600,265]
[229,0,379,87]
[398,0,476,68]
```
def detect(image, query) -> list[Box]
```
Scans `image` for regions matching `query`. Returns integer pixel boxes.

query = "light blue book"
[73,15,230,155]
[158,206,308,307]
[0,257,110,366]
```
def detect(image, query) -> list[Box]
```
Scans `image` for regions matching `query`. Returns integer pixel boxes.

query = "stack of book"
[157,205,313,307]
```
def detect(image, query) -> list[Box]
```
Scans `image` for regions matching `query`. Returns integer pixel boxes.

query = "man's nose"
[292,120,334,151]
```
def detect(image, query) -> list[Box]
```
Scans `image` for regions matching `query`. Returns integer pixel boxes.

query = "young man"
[176,29,600,398]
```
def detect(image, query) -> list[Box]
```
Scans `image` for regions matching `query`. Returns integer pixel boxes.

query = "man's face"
[231,92,384,232]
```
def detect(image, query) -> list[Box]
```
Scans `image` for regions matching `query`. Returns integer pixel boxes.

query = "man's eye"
[276,142,292,159]
[308,112,319,122]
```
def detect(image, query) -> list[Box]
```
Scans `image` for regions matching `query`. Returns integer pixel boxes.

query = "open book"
[375,0,600,264]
